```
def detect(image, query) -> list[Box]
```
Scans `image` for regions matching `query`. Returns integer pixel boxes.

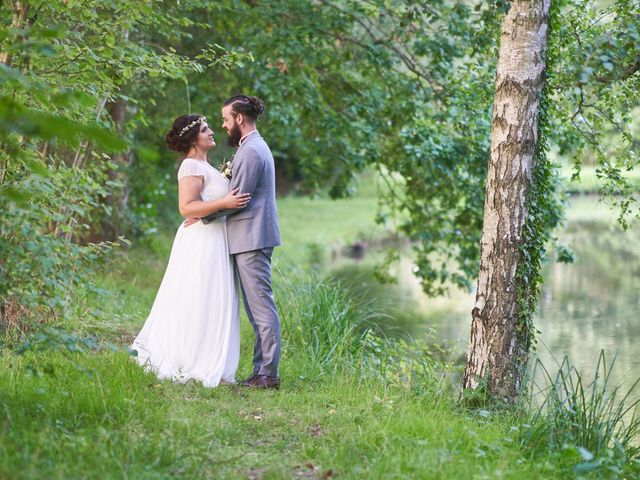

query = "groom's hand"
[183,217,199,227]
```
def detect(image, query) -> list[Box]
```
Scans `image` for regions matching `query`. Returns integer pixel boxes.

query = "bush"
[1,159,124,330]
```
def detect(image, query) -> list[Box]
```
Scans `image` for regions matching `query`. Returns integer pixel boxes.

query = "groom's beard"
[227,124,242,147]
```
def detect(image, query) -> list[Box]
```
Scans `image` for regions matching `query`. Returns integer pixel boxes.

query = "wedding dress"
[131,158,240,387]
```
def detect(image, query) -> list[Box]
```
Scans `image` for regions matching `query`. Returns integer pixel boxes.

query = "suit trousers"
[234,248,281,377]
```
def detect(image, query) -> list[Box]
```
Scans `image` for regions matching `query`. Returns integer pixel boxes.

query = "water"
[328,196,640,400]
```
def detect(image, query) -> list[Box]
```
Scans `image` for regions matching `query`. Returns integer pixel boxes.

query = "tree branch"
[37,49,88,75]
[317,0,445,97]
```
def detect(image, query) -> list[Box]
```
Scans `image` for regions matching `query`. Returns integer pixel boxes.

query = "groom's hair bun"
[224,95,265,121]
[166,114,204,154]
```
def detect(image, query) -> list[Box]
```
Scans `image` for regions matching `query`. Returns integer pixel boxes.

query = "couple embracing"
[131,95,281,390]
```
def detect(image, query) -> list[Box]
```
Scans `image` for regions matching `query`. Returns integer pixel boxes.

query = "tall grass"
[276,269,374,372]
[274,267,454,402]
[521,351,640,474]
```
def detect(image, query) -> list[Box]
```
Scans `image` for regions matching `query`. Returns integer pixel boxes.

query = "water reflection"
[327,197,640,400]
[536,209,640,401]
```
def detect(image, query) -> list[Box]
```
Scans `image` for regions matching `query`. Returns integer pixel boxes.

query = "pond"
[328,196,640,400]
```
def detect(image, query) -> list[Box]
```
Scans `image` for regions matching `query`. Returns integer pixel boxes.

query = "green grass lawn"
[0,250,630,479]
[3,243,634,479]
[276,170,389,268]
[3,346,573,480]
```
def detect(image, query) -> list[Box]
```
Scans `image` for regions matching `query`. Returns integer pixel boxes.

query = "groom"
[202,94,282,389]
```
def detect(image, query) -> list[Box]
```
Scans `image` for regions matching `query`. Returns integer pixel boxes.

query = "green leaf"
[1,185,30,205]
[25,158,50,177]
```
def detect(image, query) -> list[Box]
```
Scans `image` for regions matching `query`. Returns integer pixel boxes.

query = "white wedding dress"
[131,158,240,387]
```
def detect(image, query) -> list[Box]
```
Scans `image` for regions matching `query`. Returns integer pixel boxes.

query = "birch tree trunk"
[463,0,551,403]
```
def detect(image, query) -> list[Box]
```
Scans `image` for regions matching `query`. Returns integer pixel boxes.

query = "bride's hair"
[223,95,265,122]
[166,114,205,154]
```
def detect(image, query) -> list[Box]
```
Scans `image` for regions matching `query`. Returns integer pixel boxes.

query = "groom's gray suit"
[202,130,281,377]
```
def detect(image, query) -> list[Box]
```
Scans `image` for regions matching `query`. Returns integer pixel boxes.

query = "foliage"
[9,325,101,355]
[138,0,502,296]
[549,0,640,227]
[0,153,125,326]
[186,0,637,296]
[0,0,247,324]
[521,352,640,476]
[3,0,637,330]
[2,0,638,331]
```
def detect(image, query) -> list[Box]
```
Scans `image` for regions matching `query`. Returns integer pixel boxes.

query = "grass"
[523,353,640,471]
[2,245,638,478]
[276,170,392,268]
[0,352,532,479]
[2,169,639,478]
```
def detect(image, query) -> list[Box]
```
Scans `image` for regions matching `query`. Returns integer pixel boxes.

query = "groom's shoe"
[241,374,280,390]
[240,373,259,385]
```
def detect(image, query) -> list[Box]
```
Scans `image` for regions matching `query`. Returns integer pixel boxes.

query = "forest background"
[1,0,639,478]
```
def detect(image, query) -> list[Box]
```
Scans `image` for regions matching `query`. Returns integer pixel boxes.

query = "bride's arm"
[178,176,250,218]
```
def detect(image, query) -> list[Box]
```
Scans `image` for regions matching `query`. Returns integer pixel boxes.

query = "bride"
[131,114,250,387]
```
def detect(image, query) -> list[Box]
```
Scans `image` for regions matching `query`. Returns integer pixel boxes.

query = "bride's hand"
[223,188,251,209]
[183,217,199,227]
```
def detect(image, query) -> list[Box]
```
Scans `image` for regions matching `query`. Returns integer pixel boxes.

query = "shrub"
[1,159,124,330]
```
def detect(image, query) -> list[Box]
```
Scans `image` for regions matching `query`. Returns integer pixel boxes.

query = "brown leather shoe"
[240,373,259,384]
[241,374,280,390]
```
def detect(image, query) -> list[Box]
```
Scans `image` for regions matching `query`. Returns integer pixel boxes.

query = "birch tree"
[463,0,553,403]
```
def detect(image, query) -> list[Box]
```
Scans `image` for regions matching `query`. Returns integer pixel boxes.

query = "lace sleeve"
[177,159,205,181]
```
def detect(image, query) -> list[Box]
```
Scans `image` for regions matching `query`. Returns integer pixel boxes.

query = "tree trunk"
[463,0,551,403]
[106,97,132,238]
[1,2,30,67]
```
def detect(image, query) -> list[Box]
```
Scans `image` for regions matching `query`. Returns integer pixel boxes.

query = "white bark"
[463,0,551,402]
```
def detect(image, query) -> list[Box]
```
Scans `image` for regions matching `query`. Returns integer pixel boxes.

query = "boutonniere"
[220,155,233,179]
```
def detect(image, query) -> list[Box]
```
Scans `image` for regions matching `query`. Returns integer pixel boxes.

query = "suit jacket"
[202,131,281,255]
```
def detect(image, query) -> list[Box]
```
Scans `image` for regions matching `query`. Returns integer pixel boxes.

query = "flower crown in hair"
[178,116,206,137]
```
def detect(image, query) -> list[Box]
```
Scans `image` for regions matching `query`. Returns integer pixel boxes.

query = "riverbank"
[3,169,639,478]
[2,244,638,478]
